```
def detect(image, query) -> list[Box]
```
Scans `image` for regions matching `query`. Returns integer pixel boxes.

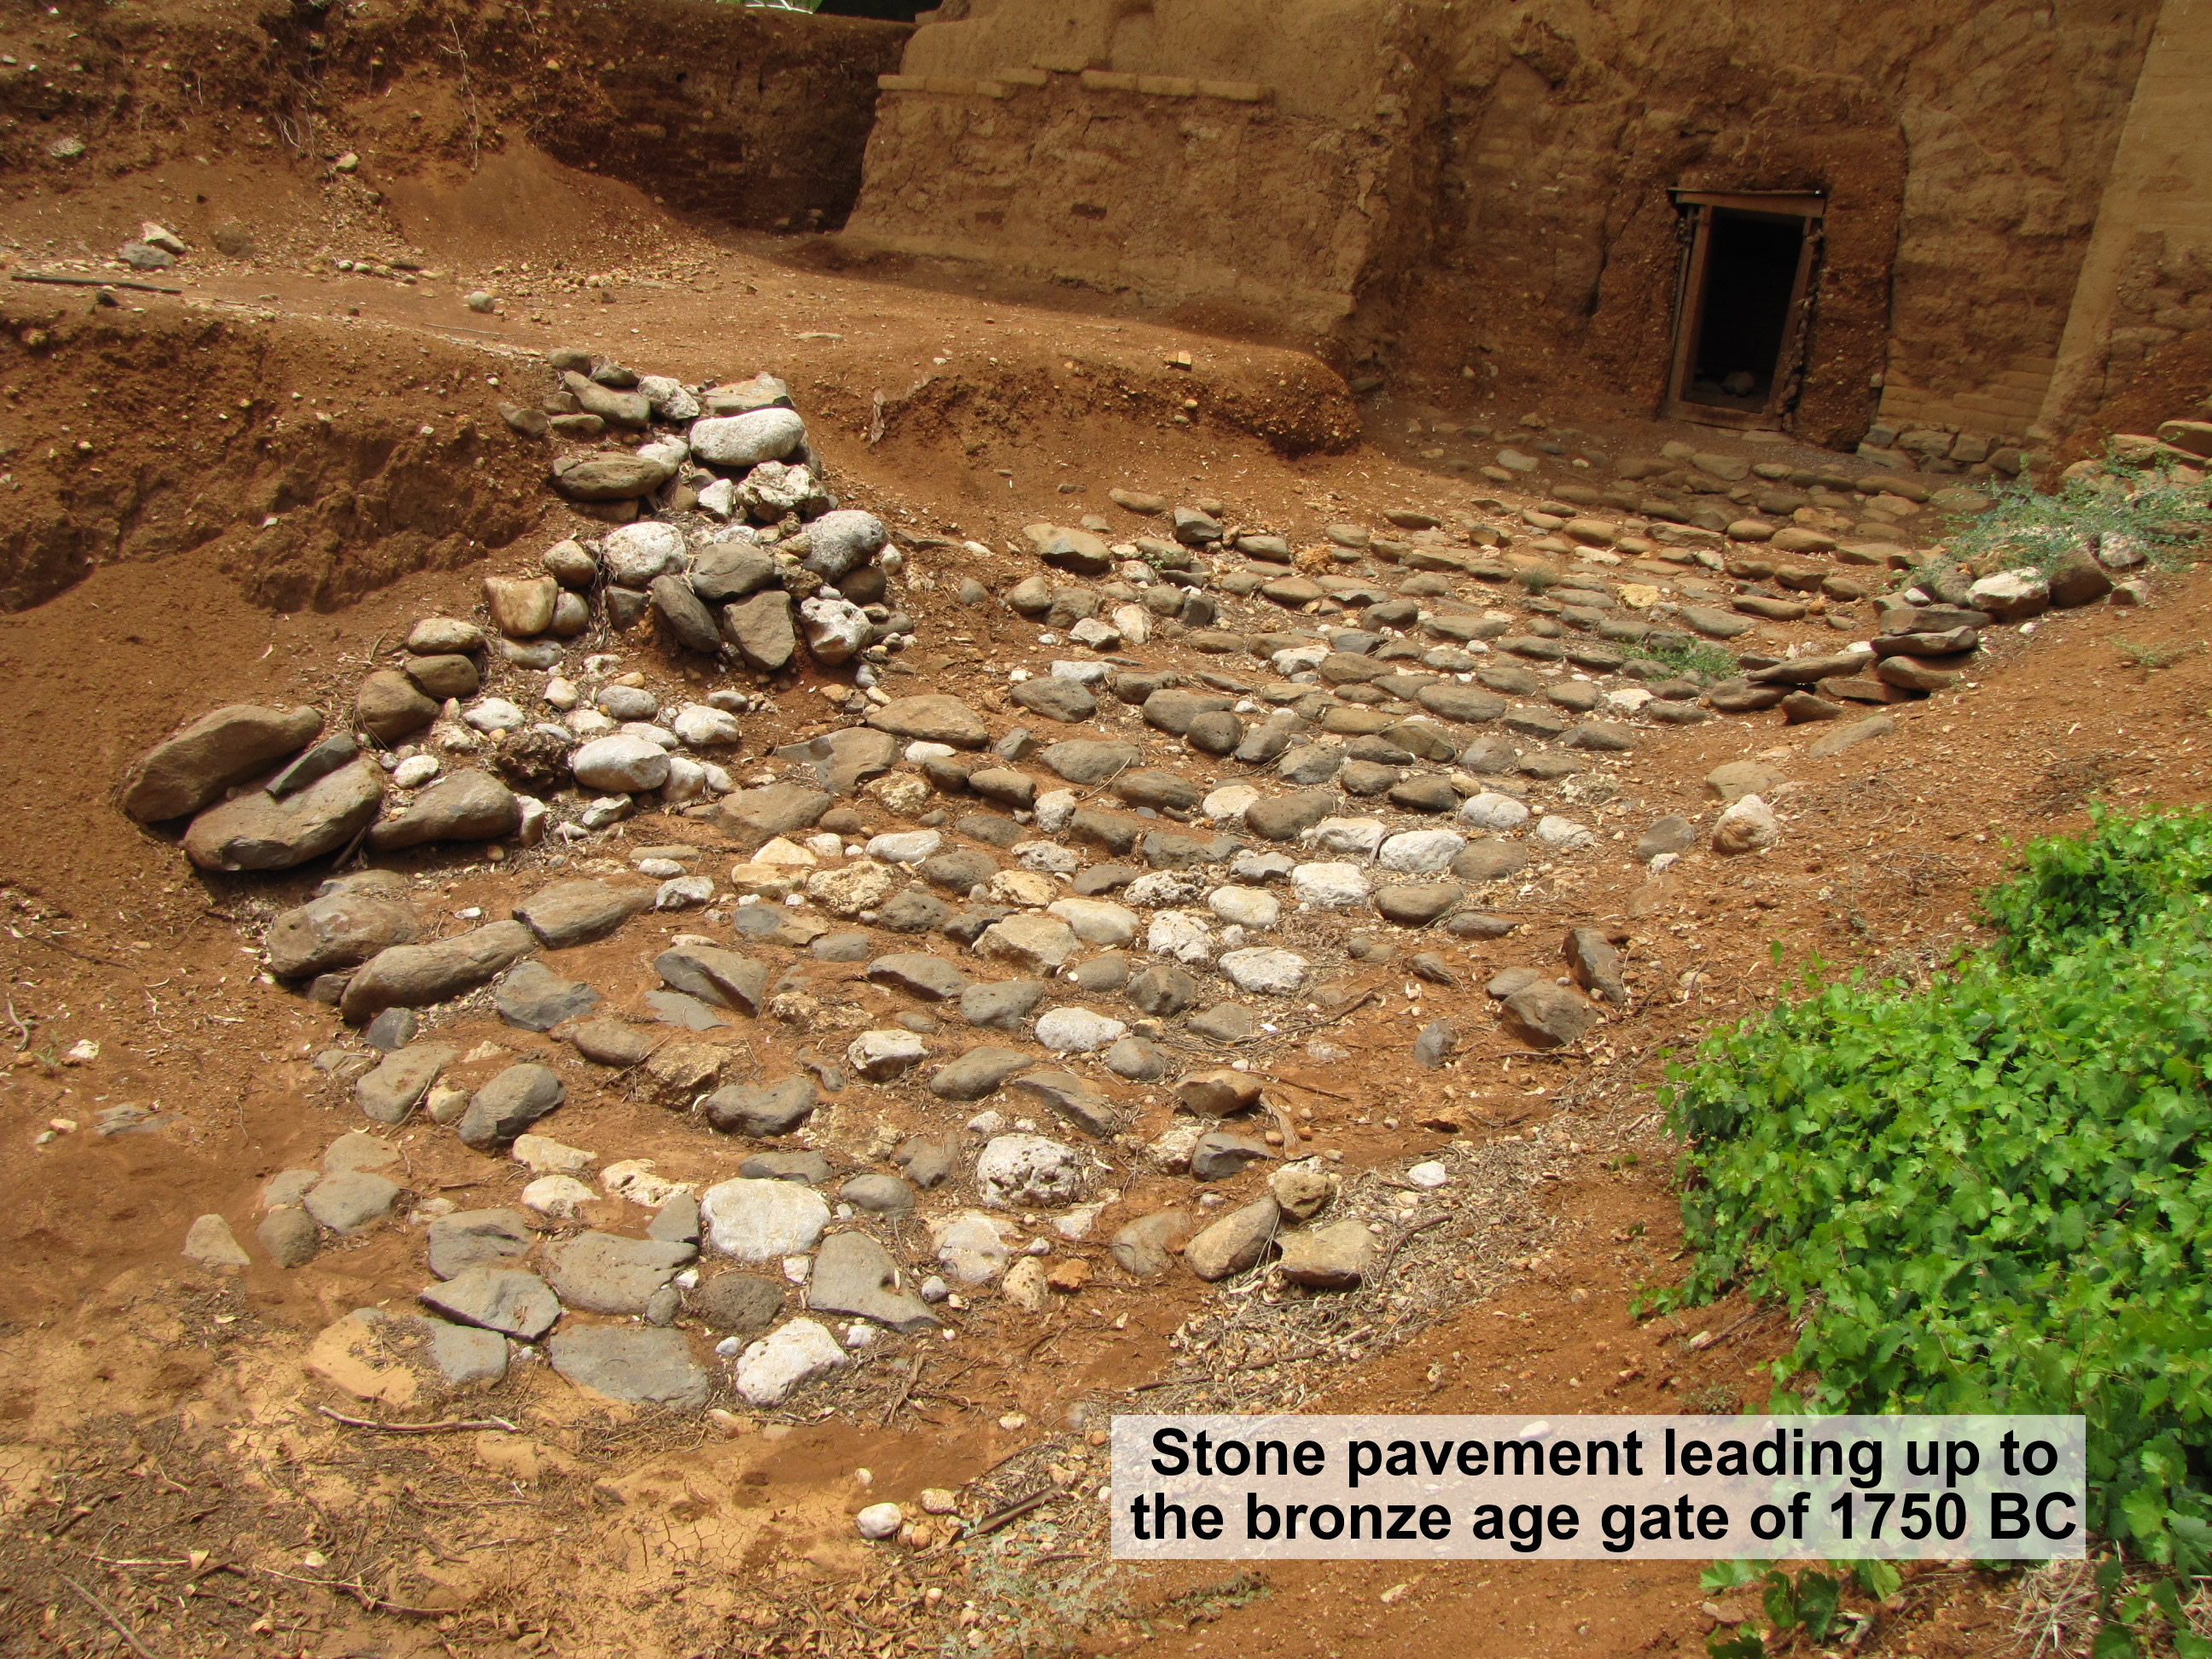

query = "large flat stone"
[340,922,538,1023]
[548,1327,710,1408]
[512,880,655,949]
[121,703,324,821]
[183,757,385,873]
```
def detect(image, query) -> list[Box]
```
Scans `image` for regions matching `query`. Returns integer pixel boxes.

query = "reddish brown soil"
[0,52,2201,1659]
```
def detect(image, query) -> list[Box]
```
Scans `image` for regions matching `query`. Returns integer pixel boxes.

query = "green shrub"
[1944,448,2212,579]
[1655,809,2212,1601]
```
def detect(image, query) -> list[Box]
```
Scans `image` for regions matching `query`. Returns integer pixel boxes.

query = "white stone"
[1035,1007,1127,1055]
[1230,849,1295,884]
[637,375,702,422]
[1207,886,1281,928]
[1047,897,1138,946]
[463,697,526,734]
[662,756,711,806]
[672,703,744,747]
[1271,644,1330,675]
[1460,791,1532,831]
[856,1501,904,1540]
[520,1174,597,1219]
[1713,794,1781,855]
[1379,830,1465,875]
[571,734,671,792]
[755,835,818,866]
[567,708,617,738]
[690,408,807,468]
[602,521,687,586]
[1607,687,1652,713]
[1202,783,1260,824]
[696,477,737,519]
[803,832,846,859]
[391,754,440,789]
[1219,946,1309,996]
[975,1134,1086,1208]
[1051,658,1110,684]
[1146,910,1218,964]
[657,874,713,909]
[602,1160,691,1208]
[931,1211,1017,1284]
[701,1178,831,1260]
[577,795,630,830]
[976,913,1081,971]
[1534,815,1596,850]
[733,1318,846,1406]
[620,721,681,751]
[867,830,943,864]
[1291,862,1371,909]
[847,1028,928,1080]
[1309,817,1387,857]
[1111,604,1152,646]
[1034,789,1080,833]
[1123,870,1203,907]
[800,596,870,666]
[1015,840,1081,873]
[904,741,955,765]
[513,1133,594,1175]
[988,868,1060,907]
[1406,1160,1450,1189]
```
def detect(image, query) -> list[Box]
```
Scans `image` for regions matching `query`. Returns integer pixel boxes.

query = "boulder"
[1183,1198,1280,1281]
[265,882,422,978]
[806,1231,938,1331]
[457,1063,566,1149]
[867,696,988,748]
[367,770,518,851]
[340,921,538,1022]
[183,759,385,872]
[120,704,323,821]
[548,1327,710,1408]
[512,879,655,949]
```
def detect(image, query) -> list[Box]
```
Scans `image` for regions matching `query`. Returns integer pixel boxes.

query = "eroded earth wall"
[847,0,2165,451]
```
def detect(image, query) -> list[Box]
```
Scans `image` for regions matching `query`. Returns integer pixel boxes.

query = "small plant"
[1945,447,2212,578]
[1700,1560,1899,1656]
[1639,638,1739,680]
[2115,639,2203,676]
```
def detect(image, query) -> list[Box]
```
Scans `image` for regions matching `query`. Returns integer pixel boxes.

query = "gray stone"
[655,946,767,1014]
[866,695,988,748]
[1501,982,1602,1049]
[550,453,676,502]
[840,1174,917,1214]
[304,1170,402,1235]
[1191,1132,1272,1181]
[257,1207,318,1268]
[649,1193,701,1246]
[1564,927,1628,1004]
[367,769,517,852]
[960,979,1048,1030]
[806,1231,939,1331]
[692,543,777,602]
[1416,684,1508,724]
[894,1133,956,1189]
[1245,790,1336,841]
[1105,1035,1169,1080]
[868,952,970,1001]
[567,1017,658,1067]
[1110,1211,1187,1278]
[705,1078,818,1137]
[651,573,725,655]
[547,1326,711,1408]
[1009,1069,1125,1138]
[265,884,422,979]
[1183,1198,1280,1281]
[355,1042,456,1124]
[1636,817,1697,860]
[545,1231,695,1314]
[739,1150,834,1184]
[802,509,889,582]
[1011,678,1097,723]
[719,783,833,849]
[512,880,654,950]
[183,758,385,873]
[496,961,600,1031]
[341,924,544,1026]
[928,1045,1033,1100]
[363,1008,418,1053]
[722,591,797,672]
[692,1272,784,1334]
[426,1208,534,1279]
[183,1214,251,1271]
[571,734,671,793]
[1127,962,1198,1017]
[1039,739,1144,784]
[457,1063,566,1149]
[1189,1003,1261,1041]
[121,703,324,822]
[1277,1219,1376,1289]
[975,1133,1086,1208]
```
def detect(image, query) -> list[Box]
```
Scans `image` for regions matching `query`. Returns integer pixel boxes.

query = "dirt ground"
[0,62,2203,1659]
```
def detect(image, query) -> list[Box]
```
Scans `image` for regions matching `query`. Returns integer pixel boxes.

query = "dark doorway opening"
[1662,190,1824,430]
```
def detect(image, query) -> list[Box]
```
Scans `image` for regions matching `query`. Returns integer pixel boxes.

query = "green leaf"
[2093,1622,2139,1659]
[1700,1562,1766,1595]
[1850,1560,1902,1601]
[1793,1571,1841,1641]
[1707,1631,1767,1659]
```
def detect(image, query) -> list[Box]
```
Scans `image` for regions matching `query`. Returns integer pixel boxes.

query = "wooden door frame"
[1662,189,1826,431]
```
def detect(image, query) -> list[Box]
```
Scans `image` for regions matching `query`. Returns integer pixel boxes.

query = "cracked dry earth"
[4,205,2212,1659]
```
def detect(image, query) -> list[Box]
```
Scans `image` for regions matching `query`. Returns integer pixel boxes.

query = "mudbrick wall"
[0,0,910,234]
[847,0,2169,452]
